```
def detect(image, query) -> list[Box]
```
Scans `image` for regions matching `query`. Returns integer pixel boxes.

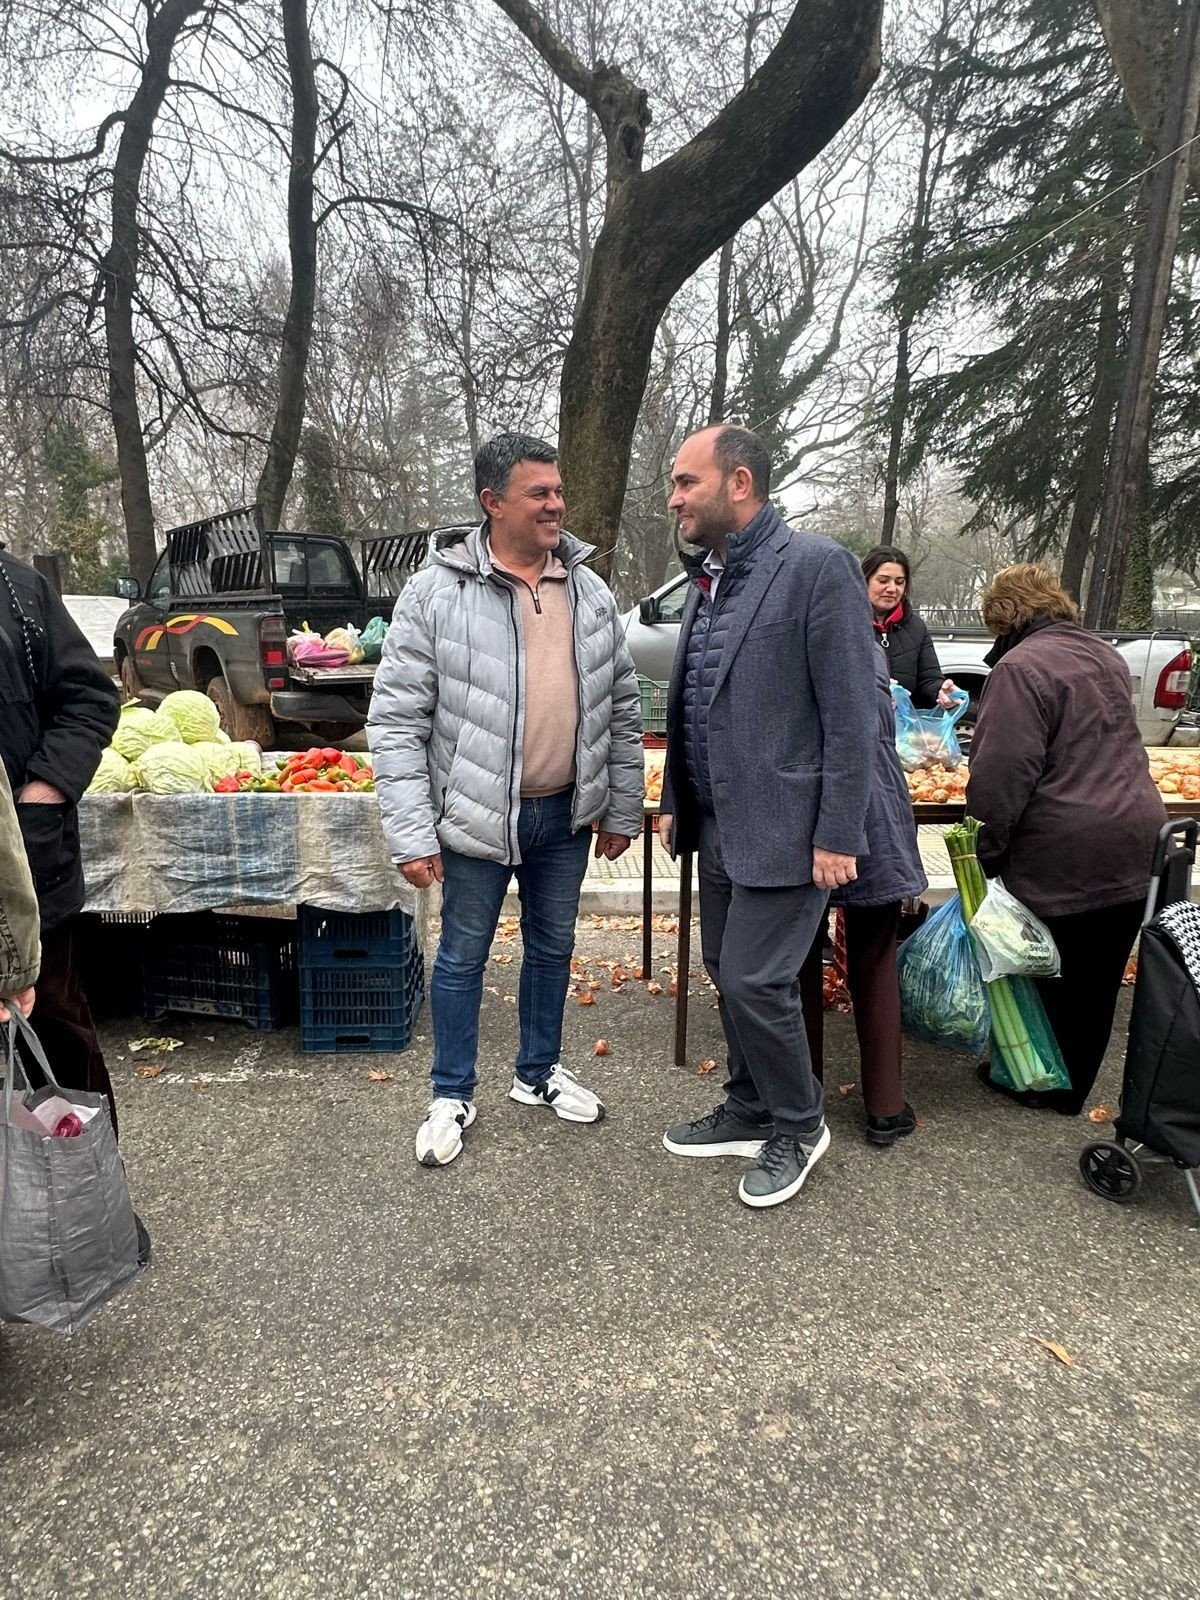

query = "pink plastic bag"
[287,633,349,669]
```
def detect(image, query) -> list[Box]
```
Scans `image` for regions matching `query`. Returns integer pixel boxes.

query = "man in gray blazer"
[658,425,877,1208]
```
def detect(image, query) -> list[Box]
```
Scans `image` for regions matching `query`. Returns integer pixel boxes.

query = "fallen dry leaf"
[667,980,678,996]
[593,1039,609,1056]
[1032,1337,1075,1367]
[570,958,584,975]
[134,1063,165,1079]
[633,967,645,980]
[588,979,602,991]
[1087,1105,1113,1124]
[646,980,663,996]
[577,990,597,1006]
[128,1036,184,1054]
[837,1082,857,1098]
[612,967,629,984]
[368,1069,394,1083]
[697,1058,717,1074]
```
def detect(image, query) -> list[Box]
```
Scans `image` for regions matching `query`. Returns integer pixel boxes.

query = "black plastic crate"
[299,955,424,1054]
[143,913,298,1031]
[75,912,152,1020]
[297,905,417,968]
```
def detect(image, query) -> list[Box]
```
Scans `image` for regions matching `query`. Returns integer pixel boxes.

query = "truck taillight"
[1155,647,1192,711]
[258,615,287,669]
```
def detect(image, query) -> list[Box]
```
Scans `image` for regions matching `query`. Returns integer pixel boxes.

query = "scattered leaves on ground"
[134,1063,166,1079]
[1032,1336,1075,1367]
[593,1039,609,1056]
[646,981,663,996]
[697,1058,717,1075]
[128,1037,184,1053]
[1088,1105,1113,1124]
[576,990,597,1006]
[368,1069,394,1083]
[1121,956,1138,986]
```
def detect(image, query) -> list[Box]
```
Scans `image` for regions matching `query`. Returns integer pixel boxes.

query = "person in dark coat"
[0,763,39,1023]
[862,546,958,709]
[966,563,1166,1116]
[656,425,878,1210]
[798,651,927,1145]
[0,548,121,1130]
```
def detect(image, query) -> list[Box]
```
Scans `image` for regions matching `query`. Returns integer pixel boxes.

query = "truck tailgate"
[288,663,377,686]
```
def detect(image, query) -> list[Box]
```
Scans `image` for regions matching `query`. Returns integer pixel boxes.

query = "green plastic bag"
[360,615,387,664]
[988,977,1072,1093]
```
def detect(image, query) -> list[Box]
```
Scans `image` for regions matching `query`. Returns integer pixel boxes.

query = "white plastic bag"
[969,878,1060,981]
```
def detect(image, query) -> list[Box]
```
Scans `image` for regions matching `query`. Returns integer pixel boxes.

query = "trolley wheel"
[1079,1141,1142,1203]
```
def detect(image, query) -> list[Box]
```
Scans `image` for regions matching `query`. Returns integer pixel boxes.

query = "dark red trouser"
[798,902,906,1120]
[24,920,118,1138]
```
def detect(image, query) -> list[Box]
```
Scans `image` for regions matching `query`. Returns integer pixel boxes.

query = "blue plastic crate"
[143,914,298,1031]
[298,905,417,968]
[299,955,425,1054]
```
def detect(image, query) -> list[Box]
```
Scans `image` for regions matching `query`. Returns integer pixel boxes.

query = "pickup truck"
[622,571,1193,747]
[113,506,427,744]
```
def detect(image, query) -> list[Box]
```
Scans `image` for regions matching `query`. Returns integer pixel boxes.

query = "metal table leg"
[673,850,693,1068]
[641,815,654,981]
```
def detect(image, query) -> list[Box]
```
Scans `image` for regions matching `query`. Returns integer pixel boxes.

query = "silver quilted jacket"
[367,522,644,865]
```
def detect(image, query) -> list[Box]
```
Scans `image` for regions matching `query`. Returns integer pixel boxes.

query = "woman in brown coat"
[966,564,1166,1115]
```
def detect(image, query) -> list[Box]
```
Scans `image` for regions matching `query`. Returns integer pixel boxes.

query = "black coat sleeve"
[911,618,945,709]
[24,578,121,804]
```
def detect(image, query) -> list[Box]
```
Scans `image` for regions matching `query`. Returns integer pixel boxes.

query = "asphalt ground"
[2,914,1198,1600]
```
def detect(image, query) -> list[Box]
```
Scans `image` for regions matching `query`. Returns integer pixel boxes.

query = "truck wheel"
[119,654,142,702]
[207,677,275,748]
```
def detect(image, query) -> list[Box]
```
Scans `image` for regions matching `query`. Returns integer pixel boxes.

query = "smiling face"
[866,562,908,618]
[482,458,566,568]
[667,429,757,551]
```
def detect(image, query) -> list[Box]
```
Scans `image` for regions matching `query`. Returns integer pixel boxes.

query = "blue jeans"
[430,788,592,1100]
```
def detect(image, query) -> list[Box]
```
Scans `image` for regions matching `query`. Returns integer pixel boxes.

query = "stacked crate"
[297,906,424,1053]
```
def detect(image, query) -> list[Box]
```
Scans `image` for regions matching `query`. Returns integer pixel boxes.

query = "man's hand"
[813,849,857,890]
[595,830,631,861]
[0,986,35,1024]
[19,780,67,805]
[657,813,672,852]
[937,678,960,710]
[398,855,444,888]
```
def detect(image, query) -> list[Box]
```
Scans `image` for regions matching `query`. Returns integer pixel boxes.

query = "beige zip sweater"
[492,546,580,797]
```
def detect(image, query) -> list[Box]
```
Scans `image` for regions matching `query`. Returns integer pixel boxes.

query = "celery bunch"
[944,818,1067,1091]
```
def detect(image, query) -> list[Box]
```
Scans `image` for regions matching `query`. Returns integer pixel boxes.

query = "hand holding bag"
[0,1011,142,1333]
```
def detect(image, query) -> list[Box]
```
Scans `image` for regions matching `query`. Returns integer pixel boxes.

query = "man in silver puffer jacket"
[368,432,643,1167]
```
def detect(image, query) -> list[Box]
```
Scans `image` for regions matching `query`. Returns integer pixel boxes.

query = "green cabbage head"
[133,743,213,794]
[87,748,139,793]
[112,705,183,761]
[158,689,222,744]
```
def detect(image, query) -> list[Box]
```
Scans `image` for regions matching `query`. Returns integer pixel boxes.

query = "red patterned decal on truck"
[135,614,239,651]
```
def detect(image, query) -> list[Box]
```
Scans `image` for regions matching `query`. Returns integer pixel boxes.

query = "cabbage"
[158,689,222,744]
[112,705,183,761]
[87,748,138,794]
[133,743,212,794]
[187,741,242,782]
[230,741,262,774]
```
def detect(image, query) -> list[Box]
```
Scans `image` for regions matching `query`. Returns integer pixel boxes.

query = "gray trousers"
[698,814,828,1136]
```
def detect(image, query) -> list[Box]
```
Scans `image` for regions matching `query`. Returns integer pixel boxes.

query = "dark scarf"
[983,612,1061,668]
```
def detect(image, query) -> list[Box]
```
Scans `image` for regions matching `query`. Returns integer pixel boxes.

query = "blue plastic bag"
[890,682,969,771]
[898,893,989,1057]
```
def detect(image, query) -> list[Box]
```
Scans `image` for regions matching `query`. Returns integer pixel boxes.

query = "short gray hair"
[712,425,771,500]
[475,432,558,500]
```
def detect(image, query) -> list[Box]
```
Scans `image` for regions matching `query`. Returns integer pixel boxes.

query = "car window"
[656,579,688,622]
[147,552,170,602]
[270,537,354,590]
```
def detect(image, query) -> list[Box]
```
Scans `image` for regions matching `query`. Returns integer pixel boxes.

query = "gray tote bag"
[0,1011,142,1333]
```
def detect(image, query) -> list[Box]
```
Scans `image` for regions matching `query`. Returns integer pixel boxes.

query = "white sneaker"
[509,1064,605,1123]
[414,1098,477,1167]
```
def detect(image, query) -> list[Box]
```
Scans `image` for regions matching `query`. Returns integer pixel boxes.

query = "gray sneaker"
[738,1124,831,1208]
[663,1103,774,1158]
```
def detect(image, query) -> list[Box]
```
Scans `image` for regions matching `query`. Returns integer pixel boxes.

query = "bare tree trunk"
[493,0,884,580]
[1060,266,1122,600]
[1093,0,1200,190]
[708,238,734,424]
[1085,0,1200,627]
[257,0,319,531]
[102,0,205,584]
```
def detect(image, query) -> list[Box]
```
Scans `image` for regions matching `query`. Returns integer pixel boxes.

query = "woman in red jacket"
[966,564,1166,1115]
